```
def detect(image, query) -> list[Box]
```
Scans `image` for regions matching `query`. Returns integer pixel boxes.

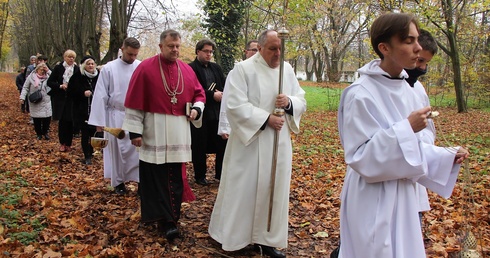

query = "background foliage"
[0,0,488,111]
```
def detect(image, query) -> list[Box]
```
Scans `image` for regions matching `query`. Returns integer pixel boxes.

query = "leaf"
[313,231,329,238]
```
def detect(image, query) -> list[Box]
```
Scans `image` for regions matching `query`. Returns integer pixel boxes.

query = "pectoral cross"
[171,96,177,104]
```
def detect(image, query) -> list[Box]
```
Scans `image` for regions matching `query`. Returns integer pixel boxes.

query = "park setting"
[0,0,489,257]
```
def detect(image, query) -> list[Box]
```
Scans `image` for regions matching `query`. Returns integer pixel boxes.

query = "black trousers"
[139,161,183,225]
[58,119,73,146]
[33,117,51,136]
[81,122,96,159]
[191,120,227,180]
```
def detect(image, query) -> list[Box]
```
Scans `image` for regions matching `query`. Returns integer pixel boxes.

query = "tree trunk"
[305,55,314,81]
[0,1,9,60]
[102,0,133,64]
[448,34,467,112]
[314,51,324,82]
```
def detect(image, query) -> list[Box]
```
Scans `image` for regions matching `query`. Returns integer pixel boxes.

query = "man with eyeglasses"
[188,38,227,185]
[244,40,259,59]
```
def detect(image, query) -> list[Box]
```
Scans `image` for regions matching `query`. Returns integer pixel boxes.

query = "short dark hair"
[370,13,419,59]
[160,29,181,43]
[37,55,48,61]
[195,39,216,54]
[246,40,258,50]
[123,37,141,49]
[418,29,438,55]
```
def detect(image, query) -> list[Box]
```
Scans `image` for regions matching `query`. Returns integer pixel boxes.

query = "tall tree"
[203,0,245,74]
[101,0,138,64]
[287,0,372,82]
[9,0,104,65]
[0,0,9,60]
[413,0,470,112]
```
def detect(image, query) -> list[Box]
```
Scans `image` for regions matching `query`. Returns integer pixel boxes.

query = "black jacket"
[188,58,226,121]
[16,73,26,92]
[67,69,99,124]
[47,63,79,121]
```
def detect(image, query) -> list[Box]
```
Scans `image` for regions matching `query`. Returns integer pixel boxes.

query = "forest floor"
[0,72,489,257]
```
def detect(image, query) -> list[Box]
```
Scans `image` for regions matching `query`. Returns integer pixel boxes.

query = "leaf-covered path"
[0,72,488,257]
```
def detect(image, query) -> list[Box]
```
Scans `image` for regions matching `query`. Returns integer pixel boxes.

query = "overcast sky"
[173,0,201,16]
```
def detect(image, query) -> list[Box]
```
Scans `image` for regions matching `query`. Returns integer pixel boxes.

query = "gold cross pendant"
[171,96,177,104]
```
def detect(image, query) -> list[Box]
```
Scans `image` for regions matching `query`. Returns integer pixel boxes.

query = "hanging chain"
[429,104,483,257]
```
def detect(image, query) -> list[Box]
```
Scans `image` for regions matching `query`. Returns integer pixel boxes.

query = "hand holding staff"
[268,27,289,232]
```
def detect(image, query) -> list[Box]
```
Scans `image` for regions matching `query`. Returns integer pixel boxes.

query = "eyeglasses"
[247,48,258,52]
[200,49,214,54]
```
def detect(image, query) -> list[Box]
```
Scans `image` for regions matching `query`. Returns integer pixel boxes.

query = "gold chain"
[158,55,184,104]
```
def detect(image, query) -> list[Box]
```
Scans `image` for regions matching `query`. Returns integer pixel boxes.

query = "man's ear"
[378,42,390,57]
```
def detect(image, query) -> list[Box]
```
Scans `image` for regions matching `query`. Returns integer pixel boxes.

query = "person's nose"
[414,41,422,53]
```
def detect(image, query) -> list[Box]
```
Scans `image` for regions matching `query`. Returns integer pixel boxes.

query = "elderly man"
[209,30,307,257]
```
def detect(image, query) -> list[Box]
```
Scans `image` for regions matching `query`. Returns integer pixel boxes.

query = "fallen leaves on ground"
[0,72,488,257]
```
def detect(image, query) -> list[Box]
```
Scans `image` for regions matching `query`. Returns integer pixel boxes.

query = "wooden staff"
[267,27,289,232]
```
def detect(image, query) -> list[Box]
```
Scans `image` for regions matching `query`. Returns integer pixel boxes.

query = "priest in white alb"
[208,30,306,258]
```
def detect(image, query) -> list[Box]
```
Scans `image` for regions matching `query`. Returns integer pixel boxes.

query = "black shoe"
[44,134,50,140]
[84,158,92,165]
[195,178,208,186]
[114,183,127,195]
[255,244,286,258]
[73,133,81,138]
[37,135,42,140]
[165,226,179,241]
[157,221,179,241]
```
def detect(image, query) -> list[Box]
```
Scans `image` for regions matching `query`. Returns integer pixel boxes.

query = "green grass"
[429,94,490,109]
[303,86,343,111]
[302,82,490,111]
[0,170,46,245]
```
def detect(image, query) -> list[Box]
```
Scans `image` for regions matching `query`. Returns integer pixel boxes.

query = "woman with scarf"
[67,56,99,165]
[20,63,52,140]
[47,49,79,152]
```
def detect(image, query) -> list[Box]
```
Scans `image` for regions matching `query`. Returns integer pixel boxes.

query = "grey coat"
[20,73,52,118]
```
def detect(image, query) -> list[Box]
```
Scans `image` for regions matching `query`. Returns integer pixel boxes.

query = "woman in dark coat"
[47,49,79,152]
[67,56,99,165]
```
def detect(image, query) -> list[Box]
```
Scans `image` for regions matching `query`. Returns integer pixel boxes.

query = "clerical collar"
[382,75,404,80]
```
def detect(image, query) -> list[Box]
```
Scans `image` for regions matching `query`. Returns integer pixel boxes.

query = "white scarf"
[62,61,76,84]
[83,69,98,79]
